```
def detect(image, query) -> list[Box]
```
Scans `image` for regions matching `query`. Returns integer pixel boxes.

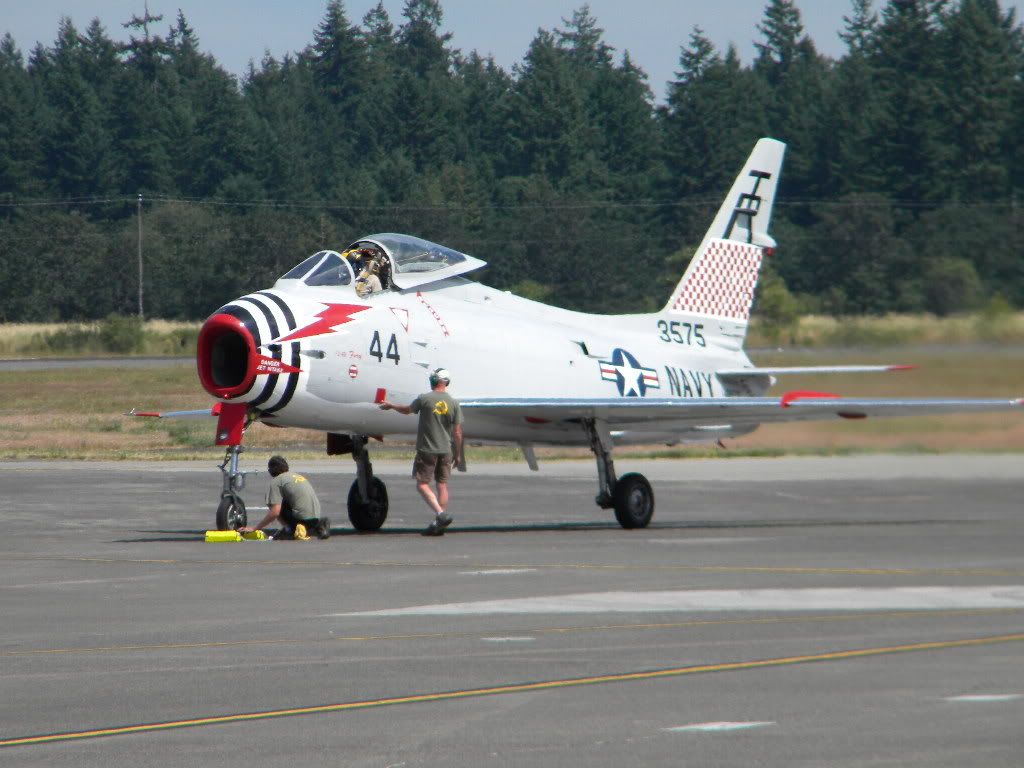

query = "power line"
[1,194,1021,212]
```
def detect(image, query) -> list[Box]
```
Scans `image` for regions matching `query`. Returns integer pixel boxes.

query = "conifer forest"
[1,0,1022,322]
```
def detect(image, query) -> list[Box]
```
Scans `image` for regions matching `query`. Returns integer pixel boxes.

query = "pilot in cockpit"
[346,247,387,297]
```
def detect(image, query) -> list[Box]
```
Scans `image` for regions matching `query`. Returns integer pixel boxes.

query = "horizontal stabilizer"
[717,365,914,378]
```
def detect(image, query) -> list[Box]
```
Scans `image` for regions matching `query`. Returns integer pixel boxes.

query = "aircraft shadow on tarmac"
[112,517,964,543]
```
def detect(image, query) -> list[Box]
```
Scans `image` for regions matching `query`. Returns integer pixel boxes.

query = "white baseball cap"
[430,368,451,385]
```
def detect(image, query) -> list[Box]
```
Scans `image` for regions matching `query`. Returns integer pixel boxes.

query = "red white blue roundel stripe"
[599,349,661,397]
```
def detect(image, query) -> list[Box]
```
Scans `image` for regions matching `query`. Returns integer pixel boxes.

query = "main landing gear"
[584,418,654,529]
[328,433,390,532]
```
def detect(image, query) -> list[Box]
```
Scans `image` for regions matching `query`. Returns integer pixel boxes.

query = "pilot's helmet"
[429,367,451,387]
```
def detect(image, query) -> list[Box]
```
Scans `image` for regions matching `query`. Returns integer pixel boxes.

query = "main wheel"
[612,472,654,529]
[347,477,389,531]
[216,495,247,531]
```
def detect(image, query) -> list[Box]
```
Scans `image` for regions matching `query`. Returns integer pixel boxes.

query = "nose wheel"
[216,494,247,531]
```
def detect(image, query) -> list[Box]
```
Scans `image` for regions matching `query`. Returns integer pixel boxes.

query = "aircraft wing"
[460,395,1024,433]
[127,407,219,419]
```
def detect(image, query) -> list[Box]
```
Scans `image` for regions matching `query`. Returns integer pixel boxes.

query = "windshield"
[304,253,352,286]
[355,234,468,274]
[281,251,329,280]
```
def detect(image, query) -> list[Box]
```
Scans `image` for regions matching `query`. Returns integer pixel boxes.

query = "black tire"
[347,477,389,531]
[612,472,654,529]
[216,495,247,531]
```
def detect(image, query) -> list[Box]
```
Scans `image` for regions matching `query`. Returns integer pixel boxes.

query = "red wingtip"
[132,411,161,418]
[887,365,916,371]
[780,390,841,408]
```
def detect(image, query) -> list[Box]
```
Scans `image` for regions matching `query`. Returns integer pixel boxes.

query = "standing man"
[379,368,464,536]
[240,455,330,540]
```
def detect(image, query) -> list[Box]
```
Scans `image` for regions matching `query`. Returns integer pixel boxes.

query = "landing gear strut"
[329,434,390,531]
[216,444,260,530]
[584,418,655,529]
[214,403,258,531]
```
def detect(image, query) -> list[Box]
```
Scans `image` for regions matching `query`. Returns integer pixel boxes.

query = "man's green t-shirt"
[409,391,463,455]
[266,472,321,520]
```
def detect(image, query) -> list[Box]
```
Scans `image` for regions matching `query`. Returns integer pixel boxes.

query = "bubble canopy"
[276,234,487,292]
[349,233,487,289]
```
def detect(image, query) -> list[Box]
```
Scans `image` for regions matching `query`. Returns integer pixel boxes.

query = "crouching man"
[240,455,330,540]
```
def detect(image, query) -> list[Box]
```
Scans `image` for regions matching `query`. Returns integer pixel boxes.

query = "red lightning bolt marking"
[276,303,370,342]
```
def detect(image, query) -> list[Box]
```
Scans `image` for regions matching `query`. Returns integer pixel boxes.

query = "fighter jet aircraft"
[140,138,1022,532]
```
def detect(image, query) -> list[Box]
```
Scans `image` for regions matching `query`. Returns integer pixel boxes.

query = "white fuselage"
[222,276,759,446]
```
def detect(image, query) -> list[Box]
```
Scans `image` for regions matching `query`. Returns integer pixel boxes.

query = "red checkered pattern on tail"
[669,238,764,320]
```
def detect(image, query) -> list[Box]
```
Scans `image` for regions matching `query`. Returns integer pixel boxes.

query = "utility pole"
[137,193,144,319]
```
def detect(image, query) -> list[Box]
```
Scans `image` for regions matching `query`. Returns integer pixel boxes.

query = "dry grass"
[747,311,1024,348]
[1,346,1023,460]
[730,347,1024,454]
[0,320,200,358]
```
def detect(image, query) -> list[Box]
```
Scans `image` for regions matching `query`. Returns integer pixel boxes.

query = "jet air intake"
[197,312,259,400]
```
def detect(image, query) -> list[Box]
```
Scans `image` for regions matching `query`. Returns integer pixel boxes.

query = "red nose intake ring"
[197,313,258,399]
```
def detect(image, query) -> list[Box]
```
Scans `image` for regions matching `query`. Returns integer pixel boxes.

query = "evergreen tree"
[754,0,806,84]
[454,50,511,174]
[754,0,829,199]
[941,0,1019,199]
[660,30,767,240]
[870,0,949,202]
[36,18,116,199]
[169,11,258,198]
[310,0,373,176]
[556,6,655,194]
[392,0,459,170]
[112,7,181,194]
[245,54,319,201]
[0,34,41,199]
[359,1,399,144]
[826,0,885,195]
[506,30,588,182]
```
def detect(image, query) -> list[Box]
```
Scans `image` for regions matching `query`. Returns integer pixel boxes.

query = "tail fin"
[662,138,786,341]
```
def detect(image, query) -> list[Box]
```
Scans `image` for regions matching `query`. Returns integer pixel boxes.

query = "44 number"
[369,331,400,364]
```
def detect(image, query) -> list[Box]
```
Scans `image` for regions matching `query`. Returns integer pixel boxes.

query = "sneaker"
[271,527,293,541]
[294,523,310,541]
[316,517,331,540]
[421,513,453,537]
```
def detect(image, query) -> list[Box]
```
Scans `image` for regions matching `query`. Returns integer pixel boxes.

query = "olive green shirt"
[409,391,463,455]
[266,472,321,520]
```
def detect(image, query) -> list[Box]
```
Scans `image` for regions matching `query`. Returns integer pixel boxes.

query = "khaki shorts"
[413,452,452,484]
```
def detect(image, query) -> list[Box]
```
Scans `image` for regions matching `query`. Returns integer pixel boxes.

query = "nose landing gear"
[216,444,261,530]
[214,404,260,530]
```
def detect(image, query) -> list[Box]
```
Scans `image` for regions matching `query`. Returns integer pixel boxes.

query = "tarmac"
[2,454,1023,766]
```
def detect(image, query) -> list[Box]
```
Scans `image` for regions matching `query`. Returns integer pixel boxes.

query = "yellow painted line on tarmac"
[5,554,1023,578]
[3,632,1024,749]
[2,608,1020,658]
